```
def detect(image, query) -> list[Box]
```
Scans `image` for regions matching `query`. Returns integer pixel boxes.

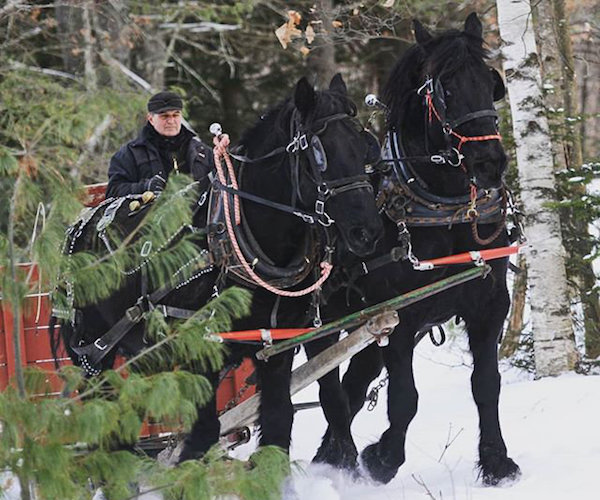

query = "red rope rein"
[212,136,333,297]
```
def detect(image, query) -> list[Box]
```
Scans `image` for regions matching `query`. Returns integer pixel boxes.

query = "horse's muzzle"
[346,223,384,257]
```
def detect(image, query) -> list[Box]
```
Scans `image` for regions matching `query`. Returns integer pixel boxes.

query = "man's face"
[148,110,182,137]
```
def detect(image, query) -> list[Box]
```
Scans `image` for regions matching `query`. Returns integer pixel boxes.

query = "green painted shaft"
[256,265,489,360]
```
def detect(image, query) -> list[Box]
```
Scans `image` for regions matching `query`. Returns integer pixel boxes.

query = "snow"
[269,334,599,500]
[4,335,599,499]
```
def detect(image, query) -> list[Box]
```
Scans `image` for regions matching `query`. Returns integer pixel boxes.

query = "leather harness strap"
[71,258,212,368]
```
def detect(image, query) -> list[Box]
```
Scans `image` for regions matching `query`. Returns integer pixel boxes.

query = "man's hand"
[145,174,166,192]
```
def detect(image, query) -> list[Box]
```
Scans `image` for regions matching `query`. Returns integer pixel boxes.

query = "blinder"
[432,78,447,124]
[491,68,506,102]
[310,135,328,172]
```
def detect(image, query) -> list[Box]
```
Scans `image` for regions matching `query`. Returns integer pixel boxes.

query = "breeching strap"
[213,136,333,297]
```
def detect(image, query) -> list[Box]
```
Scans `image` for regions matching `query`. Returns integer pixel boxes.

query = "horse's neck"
[241,163,309,267]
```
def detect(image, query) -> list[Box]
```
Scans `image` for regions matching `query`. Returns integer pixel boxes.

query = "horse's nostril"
[350,227,371,245]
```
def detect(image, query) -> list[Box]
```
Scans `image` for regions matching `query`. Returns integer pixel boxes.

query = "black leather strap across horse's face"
[418,76,499,139]
[288,110,377,225]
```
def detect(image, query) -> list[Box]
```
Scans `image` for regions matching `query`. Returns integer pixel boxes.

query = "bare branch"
[72,114,114,179]
[411,474,439,500]
[99,51,153,91]
[438,423,464,462]
[170,52,222,105]
[7,60,81,82]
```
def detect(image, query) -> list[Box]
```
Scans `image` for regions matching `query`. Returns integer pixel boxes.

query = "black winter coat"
[106,124,214,198]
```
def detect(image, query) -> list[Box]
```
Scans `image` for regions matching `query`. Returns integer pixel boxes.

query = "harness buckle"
[94,338,108,351]
[466,207,479,220]
[318,212,335,227]
[417,77,434,96]
[140,240,152,257]
[286,136,299,153]
[294,211,315,224]
[299,134,309,150]
[430,154,445,164]
[125,304,144,323]
[315,199,325,215]
[447,148,464,167]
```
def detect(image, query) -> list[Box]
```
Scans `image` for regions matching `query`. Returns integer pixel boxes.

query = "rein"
[213,136,332,297]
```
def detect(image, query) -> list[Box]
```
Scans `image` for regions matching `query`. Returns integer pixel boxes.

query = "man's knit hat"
[147,91,183,113]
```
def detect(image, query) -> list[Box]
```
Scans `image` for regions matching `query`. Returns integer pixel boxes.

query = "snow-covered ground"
[256,333,599,500]
[4,334,598,500]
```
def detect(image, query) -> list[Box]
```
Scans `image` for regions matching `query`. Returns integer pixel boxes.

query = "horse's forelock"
[315,90,357,119]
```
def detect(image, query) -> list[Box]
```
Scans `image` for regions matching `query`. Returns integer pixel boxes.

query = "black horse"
[51,74,383,463]
[309,13,521,486]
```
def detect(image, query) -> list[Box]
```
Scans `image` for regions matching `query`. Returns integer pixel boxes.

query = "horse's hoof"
[359,443,400,484]
[313,435,358,470]
[479,455,521,486]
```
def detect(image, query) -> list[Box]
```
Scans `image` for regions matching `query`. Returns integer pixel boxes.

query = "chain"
[218,375,255,415]
[366,372,389,411]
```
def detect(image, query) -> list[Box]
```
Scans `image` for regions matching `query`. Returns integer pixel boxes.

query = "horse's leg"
[465,293,521,485]
[342,342,385,420]
[178,370,221,463]
[255,350,295,451]
[304,336,359,469]
[360,328,417,484]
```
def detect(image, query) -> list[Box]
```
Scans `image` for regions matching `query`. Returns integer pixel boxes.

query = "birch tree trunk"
[306,0,336,88]
[496,0,578,376]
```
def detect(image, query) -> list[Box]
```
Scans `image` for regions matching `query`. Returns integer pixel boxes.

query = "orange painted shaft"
[422,245,520,267]
[217,328,312,342]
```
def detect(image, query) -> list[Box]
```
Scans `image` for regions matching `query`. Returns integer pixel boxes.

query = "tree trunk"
[306,0,336,88]
[81,0,97,92]
[496,0,578,377]
[55,0,82,75]
[534,0,600,360]
[501,253,527,359]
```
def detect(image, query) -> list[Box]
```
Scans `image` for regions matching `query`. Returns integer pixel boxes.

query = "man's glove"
[145,174,166,192]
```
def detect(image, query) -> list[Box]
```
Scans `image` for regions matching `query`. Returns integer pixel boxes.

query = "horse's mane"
[383,29,490,129]
[237,89,357,155]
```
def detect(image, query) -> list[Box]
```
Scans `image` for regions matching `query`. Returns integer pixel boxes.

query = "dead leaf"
[275,21,302,49]
[332,20,343,29]
[299,46,310,56]
[19,155,38,179]
[305,24,315,44]
[383,0,395,7]
[288,10,302,25]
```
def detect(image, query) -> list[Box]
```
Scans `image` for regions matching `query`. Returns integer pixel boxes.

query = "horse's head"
[385,13,507,194]
[290,74,383,257]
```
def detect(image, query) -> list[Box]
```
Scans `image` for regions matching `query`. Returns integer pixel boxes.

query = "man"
[106,91,214,198]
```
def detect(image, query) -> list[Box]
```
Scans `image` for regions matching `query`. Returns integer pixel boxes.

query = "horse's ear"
[329,73,347,95]
[413,20,432,45]
[491,68,506,101]
[464,12,483,39]
[294,77,316,118]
